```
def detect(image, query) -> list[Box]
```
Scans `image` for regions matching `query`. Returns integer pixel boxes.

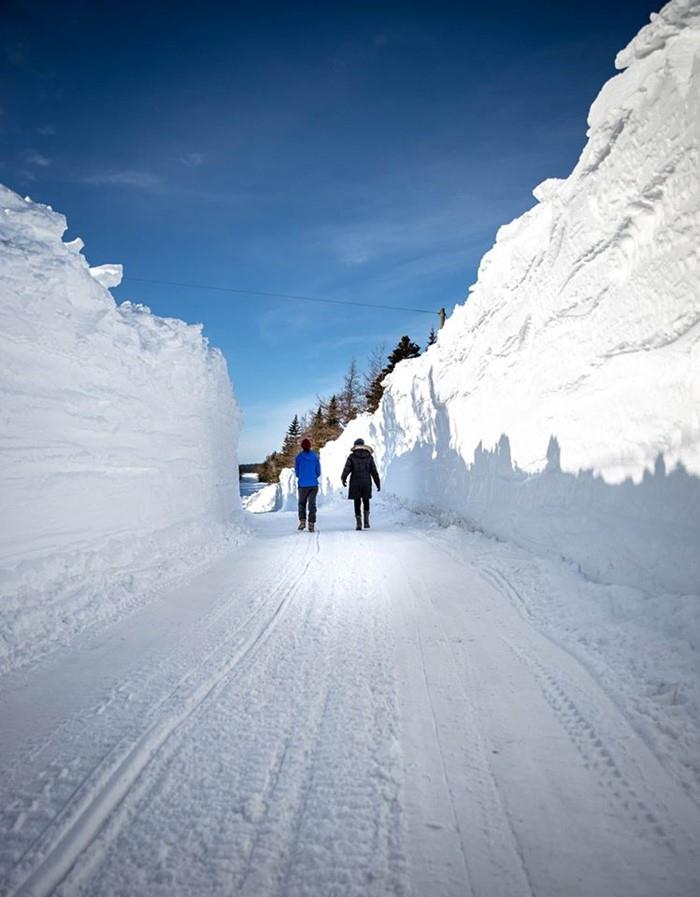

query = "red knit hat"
[301,438,311,451]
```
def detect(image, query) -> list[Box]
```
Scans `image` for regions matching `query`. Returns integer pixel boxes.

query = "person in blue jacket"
[295,437,321,532]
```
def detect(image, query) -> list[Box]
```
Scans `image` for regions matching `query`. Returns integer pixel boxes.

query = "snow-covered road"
[1,503,699,897]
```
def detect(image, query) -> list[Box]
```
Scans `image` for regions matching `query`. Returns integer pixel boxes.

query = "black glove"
[377,485,381,492]
[342,481,347,488]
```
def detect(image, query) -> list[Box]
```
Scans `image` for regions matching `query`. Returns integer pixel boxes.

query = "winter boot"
[364,512,370,529]
[308,521,315,533]
[355,516,362,531]
[298,519,306,531]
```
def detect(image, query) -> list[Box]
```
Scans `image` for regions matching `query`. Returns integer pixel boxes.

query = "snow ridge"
[321,0,700,596]
[0,185,243,673]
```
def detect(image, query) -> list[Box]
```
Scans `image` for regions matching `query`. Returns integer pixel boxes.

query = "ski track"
[1,502,699,896]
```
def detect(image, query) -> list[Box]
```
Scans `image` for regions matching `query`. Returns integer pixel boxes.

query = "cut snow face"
[321,0,700,597]
[0,185,243,673]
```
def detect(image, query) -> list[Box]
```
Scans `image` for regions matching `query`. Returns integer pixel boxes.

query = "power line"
[124,276,438,316]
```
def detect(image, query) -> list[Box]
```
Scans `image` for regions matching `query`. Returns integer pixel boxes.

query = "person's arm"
[341,455,352,486]
[315,454,321,479]
[294,454,300,478]
[370,457,381,491]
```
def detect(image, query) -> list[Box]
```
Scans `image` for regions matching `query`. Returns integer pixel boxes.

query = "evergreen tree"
[259,450,281,483]
[258,457,271,483]
[364,336,421,413]
[280,414,302,468]
[365,373,385,414]
[386,335,421,369]
[363,343,387,413]
[426,327,437,349]
[339,359,362,425]
[309,404,326,448]
[325,394,342,443]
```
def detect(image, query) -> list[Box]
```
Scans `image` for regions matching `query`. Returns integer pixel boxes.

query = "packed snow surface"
[0,185,242,673]
[323,0,700,596]
[1,502,698,897]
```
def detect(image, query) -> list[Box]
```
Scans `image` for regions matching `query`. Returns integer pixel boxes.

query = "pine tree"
[339,359,362,426]
[259,450,281,483]
[309,404,326,448]
[365,373,385,414]
[426,327,437,349]
[280,415,302,468]
[386,335,421,369]
[363,343,387,413]
[325,394,342,443]
[364,336,421,413]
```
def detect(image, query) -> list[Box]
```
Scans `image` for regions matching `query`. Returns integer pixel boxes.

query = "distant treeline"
[239,463,262,478]
[259,331,434,483]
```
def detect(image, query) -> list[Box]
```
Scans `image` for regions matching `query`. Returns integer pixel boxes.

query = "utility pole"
[438,307,446,329]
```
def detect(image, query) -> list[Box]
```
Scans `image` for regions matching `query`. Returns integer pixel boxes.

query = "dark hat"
[301,438,311,451]
[353,438,365,446]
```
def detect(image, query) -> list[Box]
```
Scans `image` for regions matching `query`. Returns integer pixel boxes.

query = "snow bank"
[322,0,700,596]
[242,482,280,513]
[0,185,242,672]
[278,468,299,511]
[242,469,299,514]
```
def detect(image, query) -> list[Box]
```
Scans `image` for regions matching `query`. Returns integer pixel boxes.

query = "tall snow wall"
[322,0,700,596]
[0,185,241,671]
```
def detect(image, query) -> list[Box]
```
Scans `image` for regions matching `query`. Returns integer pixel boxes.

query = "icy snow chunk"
[532,178,565,203]
[615,0,700,70]
[89,263,123,288]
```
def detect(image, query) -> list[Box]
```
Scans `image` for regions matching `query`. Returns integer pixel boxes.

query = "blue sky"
[2,0,658,461]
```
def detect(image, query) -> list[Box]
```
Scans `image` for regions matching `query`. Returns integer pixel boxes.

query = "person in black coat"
[341,438,381,530]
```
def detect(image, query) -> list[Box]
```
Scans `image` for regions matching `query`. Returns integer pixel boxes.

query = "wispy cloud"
[78,169,163,191]
[179,152,206,167]
[310,176,517,307]
[22,149,50,167]
[37,125,56,136]
[320,202,474,275]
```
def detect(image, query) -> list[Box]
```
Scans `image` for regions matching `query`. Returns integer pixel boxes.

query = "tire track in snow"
[1,535,302,856]
[59,520,408,897]
[476,565,535,622]
[504,641,680,852]
[231,577,340,896]
[1,545,299,876]
[411,599,476,897]
[406,564,535,897]
[468,542,699,858]
[267,535,406,897]
[425,528,700,816]
[3,542,317,897]
[228,531,407,897]
[412,525,700,892]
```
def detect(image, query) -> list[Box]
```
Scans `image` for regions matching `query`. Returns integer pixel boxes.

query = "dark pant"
[298,486,318,523]
[353,496,370,517]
